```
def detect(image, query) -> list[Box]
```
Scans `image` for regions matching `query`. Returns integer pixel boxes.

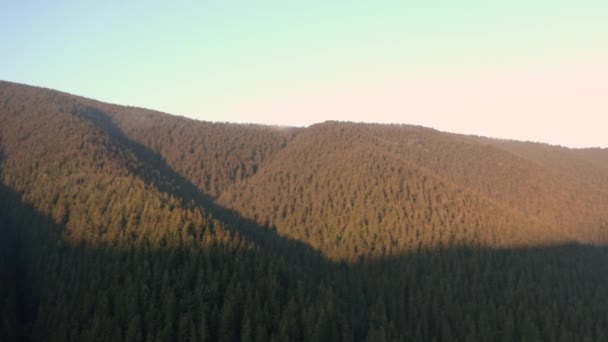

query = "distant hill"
[1,80,607,341]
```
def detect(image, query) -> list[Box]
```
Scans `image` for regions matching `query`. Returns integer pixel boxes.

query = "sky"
[1,1,607,147]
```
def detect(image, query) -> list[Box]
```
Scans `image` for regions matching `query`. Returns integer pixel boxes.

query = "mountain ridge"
[1,80,608,341]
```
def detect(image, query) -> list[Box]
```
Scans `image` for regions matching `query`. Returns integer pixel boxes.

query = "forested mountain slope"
[75,97,298,198]
[476,137,608,190]
[220,122,608,260]
[0,81,325,341]
[1,80,608,341]
[367,125,608,243]
[219,123,556,261]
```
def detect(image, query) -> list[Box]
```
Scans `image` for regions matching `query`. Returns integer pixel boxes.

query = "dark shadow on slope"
[1,156,48,342]
[3,179,608,341]
[0,151,20,342]
[0,178,309,342]
[0,192,19,341]
[74,106,331,271]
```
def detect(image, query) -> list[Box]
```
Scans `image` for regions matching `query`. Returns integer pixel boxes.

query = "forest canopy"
[1,80,607,341]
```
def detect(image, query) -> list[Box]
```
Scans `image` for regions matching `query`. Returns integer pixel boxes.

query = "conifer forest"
[1,81,608,341]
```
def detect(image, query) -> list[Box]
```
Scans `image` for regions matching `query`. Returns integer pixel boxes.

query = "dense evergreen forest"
[1,80,608,341]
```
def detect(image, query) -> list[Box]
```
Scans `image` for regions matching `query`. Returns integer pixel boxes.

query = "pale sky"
[1,1,607,147]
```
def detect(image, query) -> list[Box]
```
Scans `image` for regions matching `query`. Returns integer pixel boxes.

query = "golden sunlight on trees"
[1,81,607,341]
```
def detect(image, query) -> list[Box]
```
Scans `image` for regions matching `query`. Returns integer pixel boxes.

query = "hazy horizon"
[2,1,607,148]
